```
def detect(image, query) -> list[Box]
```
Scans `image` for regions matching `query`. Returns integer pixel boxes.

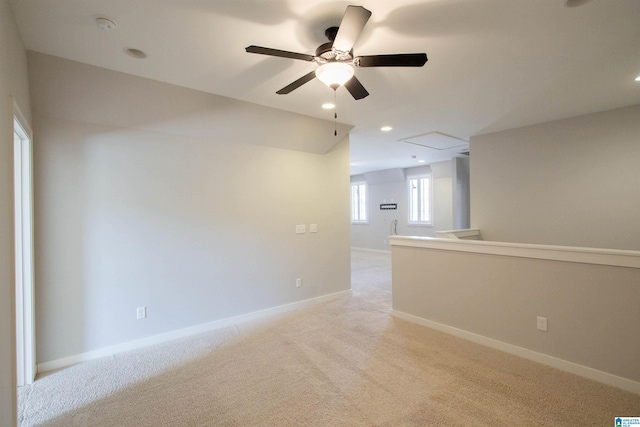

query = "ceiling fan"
[245,5,428,100]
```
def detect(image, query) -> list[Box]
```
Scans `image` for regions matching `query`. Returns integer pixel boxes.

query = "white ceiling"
[11,0,640,175]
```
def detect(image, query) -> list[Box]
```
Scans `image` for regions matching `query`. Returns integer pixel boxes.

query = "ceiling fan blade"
[332,5,372,53]
[245,45,315,62]
[355,53,428,67]
[276,71,317,95]
[344,76,369,100]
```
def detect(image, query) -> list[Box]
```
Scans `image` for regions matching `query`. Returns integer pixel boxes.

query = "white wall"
[0,0,32,424]
[351,159,468,252]
[471,104,640,250]
[29,52,351,364]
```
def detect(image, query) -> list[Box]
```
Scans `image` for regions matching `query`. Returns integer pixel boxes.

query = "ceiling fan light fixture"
[315,62,355,90]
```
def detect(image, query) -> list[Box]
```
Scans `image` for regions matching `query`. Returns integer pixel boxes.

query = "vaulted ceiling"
[11,0,640,174]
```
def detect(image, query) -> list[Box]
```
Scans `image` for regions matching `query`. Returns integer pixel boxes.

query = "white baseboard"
[38,290,351,374]
[391,310,640,395]
[351,247,391,254]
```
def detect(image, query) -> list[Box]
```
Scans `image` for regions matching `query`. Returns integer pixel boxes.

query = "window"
[351,182,368,223]
[408,174,432,225]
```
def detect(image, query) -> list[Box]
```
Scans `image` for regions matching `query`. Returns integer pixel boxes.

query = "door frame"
[13,99,35,386]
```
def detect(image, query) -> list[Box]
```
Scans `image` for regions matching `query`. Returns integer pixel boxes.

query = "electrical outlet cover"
[537,316,547,331]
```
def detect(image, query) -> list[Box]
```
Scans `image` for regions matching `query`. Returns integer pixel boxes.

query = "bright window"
[351,182,368,223]
[408,174,432,225]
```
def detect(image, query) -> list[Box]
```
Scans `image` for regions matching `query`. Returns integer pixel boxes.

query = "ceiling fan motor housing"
[315,42,335,60]
[315,42,353,63]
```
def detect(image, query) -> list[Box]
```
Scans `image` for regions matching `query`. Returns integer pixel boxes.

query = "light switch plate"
[296,224,306,234]
[310,224,318,233]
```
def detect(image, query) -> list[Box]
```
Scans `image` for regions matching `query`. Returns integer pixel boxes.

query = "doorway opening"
[13,102,35,386]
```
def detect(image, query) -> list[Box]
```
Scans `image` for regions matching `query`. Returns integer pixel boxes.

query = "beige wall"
[471,104,640,251]
[29,52,351,363]
[0,0,32,424]
[392,244,640,386]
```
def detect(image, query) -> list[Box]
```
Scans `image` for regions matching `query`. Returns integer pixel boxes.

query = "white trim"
[388,236,640,268]
[13,98,36,386]
[37,290,351,373]
[391,310,640,394]
[12,99,31,136]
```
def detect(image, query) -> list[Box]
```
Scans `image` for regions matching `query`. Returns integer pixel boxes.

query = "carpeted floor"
[18,250,639,426]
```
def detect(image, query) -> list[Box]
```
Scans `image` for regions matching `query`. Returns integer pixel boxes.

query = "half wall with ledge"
[389,234,640,394]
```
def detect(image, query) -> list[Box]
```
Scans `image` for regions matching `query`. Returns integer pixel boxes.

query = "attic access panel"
[401,132,468,151]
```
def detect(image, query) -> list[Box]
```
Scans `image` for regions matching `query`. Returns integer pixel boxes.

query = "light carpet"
[18,250,639,426]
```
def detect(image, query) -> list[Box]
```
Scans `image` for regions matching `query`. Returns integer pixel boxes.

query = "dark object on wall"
[380,204,397,210]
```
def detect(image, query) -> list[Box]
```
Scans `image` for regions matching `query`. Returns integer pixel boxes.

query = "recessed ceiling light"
[418,160,426,163]
[563,0,592,7]
[124,48,147,59]
[322,103,335,109]
[380,126,393,132]
[635,75,640,82]
[95,17,116,31]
